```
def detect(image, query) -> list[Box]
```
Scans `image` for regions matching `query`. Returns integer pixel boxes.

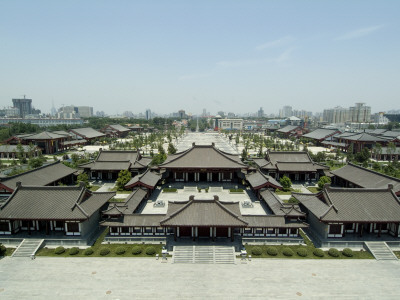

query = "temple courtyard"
[1,257,399,299]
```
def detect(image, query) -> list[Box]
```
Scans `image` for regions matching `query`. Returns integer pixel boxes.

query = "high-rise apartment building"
[145,109,152,120]
[12,96,32,118]
[323,103,371,124]
[280,106,293,118]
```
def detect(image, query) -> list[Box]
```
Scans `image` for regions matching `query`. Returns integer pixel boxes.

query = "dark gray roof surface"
[70,128,105,139]
[0,145,36,152]
[277,125,300,133]
[267,151,312,164]
[331,163,400,192]
[125,170,162,189]
[0,185,114,220]
[321,141,346,147]
[101,214,164,227]
[0,161,76,190]
[125,188,148,213]
[160,199,248,227]
[245,171,282,189]
[107,124,130,132]
[159,145,247,169]
[61,139,87,146]
[294,186,400,222]
[339,132,387,142]
[90,161,131,171]
[260,190,305,217]
[22,131,67,140]
[97,150,139,164]
[252,158,270,168]
[303,129,340,140]
[276,162,318,172]
[241,215,308,228]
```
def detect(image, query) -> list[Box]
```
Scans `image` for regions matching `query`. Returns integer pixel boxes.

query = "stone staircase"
[183,186,198,192]
[173,245,235,264]
[364,242,398,260]
[12,239,44,258]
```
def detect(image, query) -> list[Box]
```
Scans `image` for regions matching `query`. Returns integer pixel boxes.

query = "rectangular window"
[55,221,64,228]
[345,223,353,230]
[0,222,9,231]
[278,228,287,234]
[156,227,164,233]
[290,228,298,235]
[255,228,263,234]
[145,227,152,233]
[110,227,118,233]
[133,227,141,233]
[67,222,79,232]
[121,227,129,233]
[175,172,184,180]
[329,224,342,234]
[267,228,275,234]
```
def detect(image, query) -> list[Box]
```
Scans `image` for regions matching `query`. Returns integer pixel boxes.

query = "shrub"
[297,248,308,257]
[145,246,156,255]
[267,247,278,256]
[313,248,324,257]
[342,248,354,257]
[282,248,294,257]
[115,247,126,255]
[0,243,6,256]
[69,247,79,255]
[132,246,142,255]
[84,248,94,256]
[251,246,262,256]
[328,248,340,257]
[54,246,65,255]
[99,247,110,256]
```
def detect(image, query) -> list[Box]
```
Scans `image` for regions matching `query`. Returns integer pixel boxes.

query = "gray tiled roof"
[267,151,312,164]
[241,216,308,228]
[61,139,87,146]
[303,129,340,140]
[276,162,318,172]
[260,190,305,217]
[339,132,387,142]
[108,124,130,132]
[0,161,76,191]
[0,185,114,220]
[69,128,105,139]
[246,171,282,189]
[252,158,270,168]
[125,170,162,189]
[0,145,37,153]
[160,198,248,227]
[331,163,400,192]
[277,125,300,133]
[21,131,67,140]
[159,145,247,169]
[294,186,400,222]
[321,141,346,148]
[90,161,131,171]
[101,214,164,227]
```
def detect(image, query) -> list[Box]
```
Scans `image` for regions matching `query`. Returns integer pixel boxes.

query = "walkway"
[1,257,400,299]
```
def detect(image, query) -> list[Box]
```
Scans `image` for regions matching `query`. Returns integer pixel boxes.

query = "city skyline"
[1,1,399,115]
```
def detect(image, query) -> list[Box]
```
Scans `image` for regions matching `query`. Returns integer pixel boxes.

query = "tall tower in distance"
[12,95,32,118]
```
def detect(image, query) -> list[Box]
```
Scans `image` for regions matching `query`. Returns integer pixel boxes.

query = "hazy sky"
[1,1,399,116]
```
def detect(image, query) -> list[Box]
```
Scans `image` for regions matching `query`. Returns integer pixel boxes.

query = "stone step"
[12,239,44,258]
[173,245,235,264]
[364,242,398,261]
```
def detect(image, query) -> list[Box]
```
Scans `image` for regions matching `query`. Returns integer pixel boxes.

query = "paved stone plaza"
[1,257,400,299]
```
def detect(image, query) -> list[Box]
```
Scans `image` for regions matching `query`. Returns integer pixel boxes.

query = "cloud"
[255,36,294,51]
[275,48,295,63]
[178,73,210,81]
[335,25,384,41]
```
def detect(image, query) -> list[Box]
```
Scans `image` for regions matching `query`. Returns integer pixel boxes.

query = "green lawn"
[89,186,101,191]
[307,187,320,193]
[109,197,125,202]
[163,188,177,193]
[5,248,15,256]
[36,228,165,257]
[243,230,373,259]
[395,251,400,259]
[275,188,301,195]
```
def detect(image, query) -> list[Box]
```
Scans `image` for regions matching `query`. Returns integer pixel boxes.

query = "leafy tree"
[116,170,132,191]
[317,176,332,190]
[354,148,370,164]
[158,143,166,155]
[387,142,396,162]
[241,148,248,161]
[76,173,89,188]
[167,143,177,154]
[28,157,43,169]
[346,144,354,162]
[16,143,27,165]
[279,176,292,192]
[151,153,167,166]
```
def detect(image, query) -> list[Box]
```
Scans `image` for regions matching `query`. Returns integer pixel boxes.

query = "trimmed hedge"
[282,248,294,257]
[328,248,340,257]
[84,248,94,256]
[54,246,65,255]
[297,248,308,257]
[313,248,324,257]
[0,244,7,256]
[115,247,126,255]
[132,246,142,255]
[266,247,278,256]
[69,247,79,255]
[99,247,110,256]
[342,248,354,257]
[251,246,262,256]
[145,246,156,255]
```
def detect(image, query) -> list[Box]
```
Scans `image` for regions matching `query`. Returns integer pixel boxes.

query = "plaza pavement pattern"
[1,256,400,299]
